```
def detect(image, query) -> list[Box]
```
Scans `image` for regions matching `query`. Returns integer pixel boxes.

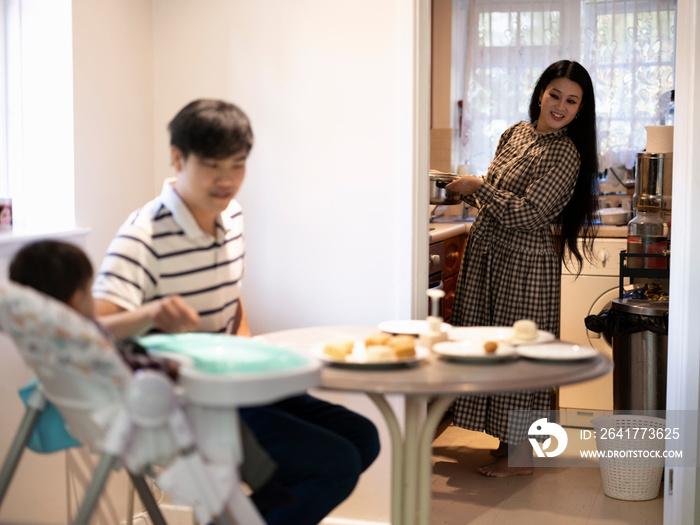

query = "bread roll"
[513,319,538,341]
[322,340,354,359]
[388,335,416,359]
[365,332,392,347]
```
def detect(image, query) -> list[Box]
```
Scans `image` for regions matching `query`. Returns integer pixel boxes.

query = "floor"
[430,419,664,525]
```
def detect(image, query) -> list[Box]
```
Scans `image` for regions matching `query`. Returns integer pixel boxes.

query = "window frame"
[0,0,76,233]
[0,0,8,197]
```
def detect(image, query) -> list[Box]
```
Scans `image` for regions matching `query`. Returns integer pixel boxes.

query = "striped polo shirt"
[92,179,244,334]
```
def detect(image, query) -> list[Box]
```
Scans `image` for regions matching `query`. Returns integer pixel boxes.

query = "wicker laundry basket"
[590,415,666,501]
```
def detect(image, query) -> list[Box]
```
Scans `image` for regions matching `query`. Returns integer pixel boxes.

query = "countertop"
[596,224,627,238]
[429,218,627,242]
[428,218,472,243]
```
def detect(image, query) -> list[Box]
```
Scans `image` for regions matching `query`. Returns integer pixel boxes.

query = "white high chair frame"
[0,375,170,525]
[0,281,318,525]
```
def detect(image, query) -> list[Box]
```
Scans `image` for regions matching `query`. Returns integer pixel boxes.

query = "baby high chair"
[0,280,320,524]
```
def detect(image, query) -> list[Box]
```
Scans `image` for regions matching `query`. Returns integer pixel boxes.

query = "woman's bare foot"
[477,457,533,477]
[479,441,533,477]
[489,441,508,457]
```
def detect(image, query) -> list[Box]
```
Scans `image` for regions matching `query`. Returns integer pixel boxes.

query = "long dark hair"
[528,60,599,274]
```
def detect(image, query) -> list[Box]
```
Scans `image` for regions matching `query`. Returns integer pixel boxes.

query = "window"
[459,0,676,174]
[1,1,9,198]
[582,0,676,169]
[0,0,75,233]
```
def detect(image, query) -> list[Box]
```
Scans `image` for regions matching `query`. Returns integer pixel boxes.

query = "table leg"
[402,397,424,523]
[417,395,457,525]
[368,393,405,525]
[368,393,457,525]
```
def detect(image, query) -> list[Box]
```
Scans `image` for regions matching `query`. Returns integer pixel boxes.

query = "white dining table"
[256,325,613,525]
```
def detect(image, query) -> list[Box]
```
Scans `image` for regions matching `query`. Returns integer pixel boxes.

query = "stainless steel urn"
[633,152,673,218]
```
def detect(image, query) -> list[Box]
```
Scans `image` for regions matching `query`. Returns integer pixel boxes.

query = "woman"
[445,60,599,477]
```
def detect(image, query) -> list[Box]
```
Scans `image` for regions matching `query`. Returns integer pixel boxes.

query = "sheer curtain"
[459,0,677,174]
[583,0,676,169]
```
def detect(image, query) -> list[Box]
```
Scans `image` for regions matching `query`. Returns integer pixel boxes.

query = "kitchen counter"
[597,224,627,238]
[429,219,627,242]
[428,218,472,243]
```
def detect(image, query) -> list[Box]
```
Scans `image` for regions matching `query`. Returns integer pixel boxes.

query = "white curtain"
[460,0,677,174]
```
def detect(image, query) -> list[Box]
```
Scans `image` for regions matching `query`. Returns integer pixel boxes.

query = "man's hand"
[149,295,200,333]
[95,295,200,339]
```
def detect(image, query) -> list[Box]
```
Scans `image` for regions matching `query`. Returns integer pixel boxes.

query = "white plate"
[378,320,452,336]
[447,326,555,346]
[432,340,518,362]
[315,342,429,369]
[517,343,598,361]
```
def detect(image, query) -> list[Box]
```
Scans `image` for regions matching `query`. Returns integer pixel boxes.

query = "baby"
[9,240,178,378]
[9,240,292,514]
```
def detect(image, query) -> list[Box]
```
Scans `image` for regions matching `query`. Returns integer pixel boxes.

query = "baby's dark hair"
[168,99,253,160]
[9,240,94,304]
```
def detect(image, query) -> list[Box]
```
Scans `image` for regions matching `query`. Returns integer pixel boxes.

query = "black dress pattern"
[450,121,580,444]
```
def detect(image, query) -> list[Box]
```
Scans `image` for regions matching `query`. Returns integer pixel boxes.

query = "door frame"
[412,0,700,521]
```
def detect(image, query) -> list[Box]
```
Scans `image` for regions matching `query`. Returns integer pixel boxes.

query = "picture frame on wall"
[0,198,13,232]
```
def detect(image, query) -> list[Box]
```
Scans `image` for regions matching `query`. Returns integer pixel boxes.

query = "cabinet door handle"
[430,254,441,266]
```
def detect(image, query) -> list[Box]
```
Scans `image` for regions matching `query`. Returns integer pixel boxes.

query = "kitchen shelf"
[618,250,670,299]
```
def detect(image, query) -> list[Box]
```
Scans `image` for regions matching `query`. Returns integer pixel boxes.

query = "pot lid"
[611,298,668,316]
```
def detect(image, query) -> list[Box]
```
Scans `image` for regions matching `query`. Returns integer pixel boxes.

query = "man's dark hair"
[9,240,94,303]
[168,99,253,160]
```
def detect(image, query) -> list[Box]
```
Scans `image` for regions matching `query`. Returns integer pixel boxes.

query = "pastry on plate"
[322,339,354,359]
[365,332,392,347]
[387,335,416,359]
[513,319,538,341]
[366,345,395,362]
[483,341,498,353]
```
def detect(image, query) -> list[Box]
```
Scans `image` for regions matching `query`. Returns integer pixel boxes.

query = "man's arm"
[95,296,200,339]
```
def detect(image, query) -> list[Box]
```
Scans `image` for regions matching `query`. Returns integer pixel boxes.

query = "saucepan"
[429,170,462,205]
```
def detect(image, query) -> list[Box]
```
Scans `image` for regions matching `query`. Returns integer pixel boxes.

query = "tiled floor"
[430,422,664,524]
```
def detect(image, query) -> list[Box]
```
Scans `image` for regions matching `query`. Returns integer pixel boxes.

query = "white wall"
[72,0,156,268]
[152,0,419,335]
[151,2,422,523]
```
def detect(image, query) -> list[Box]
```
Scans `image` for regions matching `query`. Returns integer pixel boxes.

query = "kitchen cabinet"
[442,233,466,322]
[429,222,470,322]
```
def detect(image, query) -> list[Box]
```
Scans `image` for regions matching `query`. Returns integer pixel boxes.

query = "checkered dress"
[451,121,580,444]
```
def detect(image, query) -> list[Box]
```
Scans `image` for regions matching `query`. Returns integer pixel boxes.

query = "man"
[93,99,379,524]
